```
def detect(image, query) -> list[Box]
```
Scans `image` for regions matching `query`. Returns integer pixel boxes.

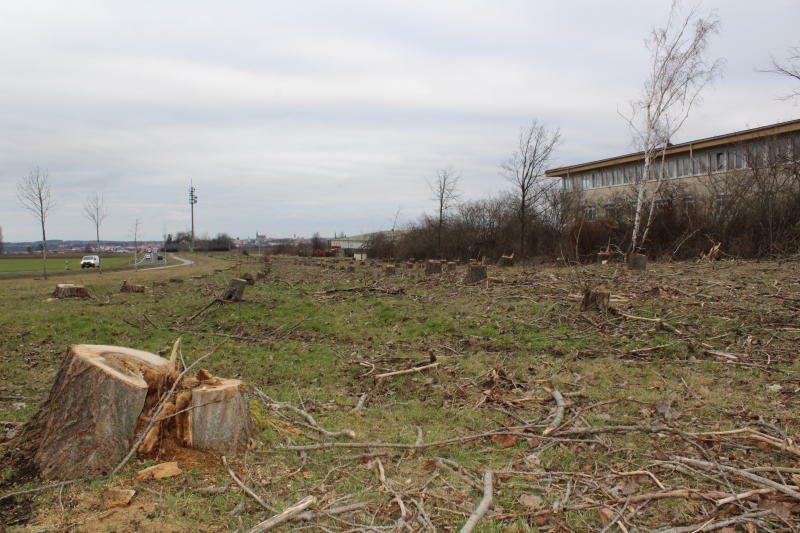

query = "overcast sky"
[1,1,798,242]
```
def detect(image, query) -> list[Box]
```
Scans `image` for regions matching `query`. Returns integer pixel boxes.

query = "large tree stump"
[425,260,442,275]
[120,280,146,293]
[185,378,253,453]
[464,265,488,284]
[240,272,255,285]
[581,289,610,313]
[384,265,396,276]
[628,253,647,271]
[445,261,457,272]
[52,284,91,299]
[498,253,515,267]
[222,278,247,301]
[33,345,172,480]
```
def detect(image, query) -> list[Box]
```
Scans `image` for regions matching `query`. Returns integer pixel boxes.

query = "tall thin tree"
[83,192,108,252]
[502,121,561,259]
[17,167,55,279]
[622,1,722,255]
[430,168,460,258]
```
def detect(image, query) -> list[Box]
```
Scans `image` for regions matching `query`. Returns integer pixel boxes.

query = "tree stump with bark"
[384,265,396,276]
[445,261,457,272]
[222,279,247,301]
[425,260,443,275]
[464,265,488,284]
[20,344,254,480]
[33,345,172,480]
[120,280,147,293]
[240,272,255,285]
[498,253,515,267]
[628,253,647,271]
[52,284,91,299]
[581,289,610,313]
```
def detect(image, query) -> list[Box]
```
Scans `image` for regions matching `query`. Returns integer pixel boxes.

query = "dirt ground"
[1,254,798,531]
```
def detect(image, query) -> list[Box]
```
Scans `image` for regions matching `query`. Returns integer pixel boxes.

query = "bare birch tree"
[502,120,561,259]
[17,167,56,279]
[622,1,722,255]
[429,168,460,257]
[83,192,108,252]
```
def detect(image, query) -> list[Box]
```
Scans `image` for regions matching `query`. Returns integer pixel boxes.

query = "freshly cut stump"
[34,345,171,480]
[187,378,253,453]
[52,284,91,299]
[581,289,610,313]
[222,278,247,301]
[628,253,647,271]
[425,260,442,275]
[445,261,457,272]
[498,254,515,267]
[120,280,146,293]
[241,273,255,285]
[464,265,488,284]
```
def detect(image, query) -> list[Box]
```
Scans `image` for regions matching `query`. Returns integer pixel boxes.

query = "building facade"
[545,119,800,220]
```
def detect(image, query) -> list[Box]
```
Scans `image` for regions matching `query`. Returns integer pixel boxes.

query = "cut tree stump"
[581,289,610,313]
[384,265,397,276]
[186,377,253,454]
[445,261,457,272]
[628,253,647,271]
[52,284,91,299]
[120,280,146,293]
[241,273,255,285]
[464,265,488,284]
[33,345,172,480]
[222,279,247,301]
[425,260,443,275]
[498,253,515,267]
[25,344,254,480]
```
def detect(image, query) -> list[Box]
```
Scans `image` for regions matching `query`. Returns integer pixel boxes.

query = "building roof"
[544,118,800,177]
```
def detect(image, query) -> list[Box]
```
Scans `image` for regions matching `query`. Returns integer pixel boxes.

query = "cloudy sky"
[1,1,798,242]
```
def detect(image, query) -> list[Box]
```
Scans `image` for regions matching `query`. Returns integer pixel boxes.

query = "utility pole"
[189,182,198,252]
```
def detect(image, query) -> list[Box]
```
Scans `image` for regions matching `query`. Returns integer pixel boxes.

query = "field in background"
[0,254,134,273]
[0,254,798,531]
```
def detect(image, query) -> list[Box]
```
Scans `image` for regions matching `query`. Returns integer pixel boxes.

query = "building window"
[694,152,709,174]
[715,152,726,172]
[654,198,670,210]
[604,203,617,219]
[583,205,596,220]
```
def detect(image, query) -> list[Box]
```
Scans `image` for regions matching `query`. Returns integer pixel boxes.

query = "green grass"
[0,255,798,532]
[0,255,133,273]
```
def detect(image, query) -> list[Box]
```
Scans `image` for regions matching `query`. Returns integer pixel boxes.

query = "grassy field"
[0,254,798,531]
[0,255,133,273]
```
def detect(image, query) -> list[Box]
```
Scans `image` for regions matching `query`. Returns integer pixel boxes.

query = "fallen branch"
[460,471,493,533]
[672,456,800,501]
[374,361,440,380]
[254,387,355,439]
[655,510,773,533]
[246,495,316,532]
[0,479,79,502]
[222,455,272,511]
[542,387,565,436]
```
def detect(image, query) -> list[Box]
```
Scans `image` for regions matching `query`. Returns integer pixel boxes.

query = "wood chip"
[134,461,182,481]
[102,488,136,508]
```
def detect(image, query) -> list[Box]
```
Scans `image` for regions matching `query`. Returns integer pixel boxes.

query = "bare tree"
[429,168,460,257]
[502,120,561,259]
[766,46,800,101]
[17,167,56,279]
[129,218,141,270]
[622,1,722,255]
[83,192,108,252]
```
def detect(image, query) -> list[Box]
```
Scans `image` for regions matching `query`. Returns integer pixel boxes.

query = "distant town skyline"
[1,1,798,242]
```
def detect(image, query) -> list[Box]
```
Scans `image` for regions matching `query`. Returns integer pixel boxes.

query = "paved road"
[0,253,194,276]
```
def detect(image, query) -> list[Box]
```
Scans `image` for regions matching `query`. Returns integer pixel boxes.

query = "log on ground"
[120,280,147,293]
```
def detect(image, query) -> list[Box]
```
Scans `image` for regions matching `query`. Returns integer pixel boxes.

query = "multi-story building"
[545,118,800,220]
